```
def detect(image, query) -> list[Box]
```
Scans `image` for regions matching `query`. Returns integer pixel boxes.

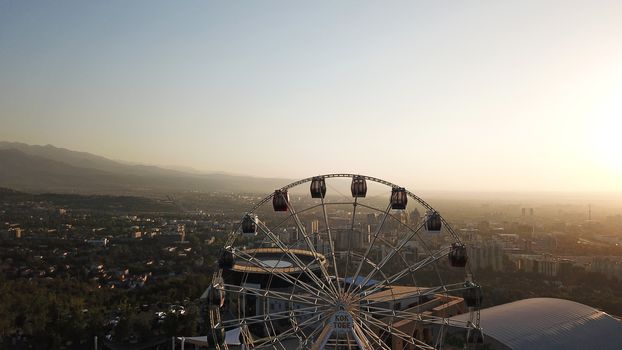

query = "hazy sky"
[1,1,622,192]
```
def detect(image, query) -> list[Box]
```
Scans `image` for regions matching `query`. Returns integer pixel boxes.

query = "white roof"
[452,298,622,349]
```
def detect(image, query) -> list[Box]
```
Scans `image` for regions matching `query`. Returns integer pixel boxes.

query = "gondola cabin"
[310,177,327,198]
[242,214,258,234]
[351,176,367,198]
[463,283,482,307]
[390,187,408,210]
[449,243,468,267]
[218,248,235,270]
[272,189,289,212]
[467,328,484,344]
[426,212,442,231]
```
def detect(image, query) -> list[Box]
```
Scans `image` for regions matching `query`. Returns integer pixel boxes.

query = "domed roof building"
[450,298,622,349]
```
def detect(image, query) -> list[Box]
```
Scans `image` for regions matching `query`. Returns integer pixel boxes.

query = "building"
[591,256,622,280]
[467,240,504,272]
[85,238,108,247]
[450,298,622,349]
[334,228,366,250]
[511,254,576,277]
[0,227,22,239]
[409,208,421,227]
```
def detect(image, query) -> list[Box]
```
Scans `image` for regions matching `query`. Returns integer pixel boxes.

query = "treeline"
[0,273,212,349]
[477,268,622,317]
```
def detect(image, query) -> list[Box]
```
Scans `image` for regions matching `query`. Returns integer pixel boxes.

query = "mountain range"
[0,142,290,195]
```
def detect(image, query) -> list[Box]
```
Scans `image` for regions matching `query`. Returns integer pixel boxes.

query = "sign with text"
[330,311,353,334]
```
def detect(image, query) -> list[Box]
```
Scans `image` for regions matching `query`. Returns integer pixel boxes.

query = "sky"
[1,1,622,192]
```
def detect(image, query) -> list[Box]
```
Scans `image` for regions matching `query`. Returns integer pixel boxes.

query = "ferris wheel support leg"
[310,324,334,350]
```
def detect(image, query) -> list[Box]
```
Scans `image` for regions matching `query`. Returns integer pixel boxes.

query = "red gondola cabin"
[272,190,289,211]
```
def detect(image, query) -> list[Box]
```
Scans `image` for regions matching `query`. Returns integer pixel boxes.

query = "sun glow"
[587,91,622,175]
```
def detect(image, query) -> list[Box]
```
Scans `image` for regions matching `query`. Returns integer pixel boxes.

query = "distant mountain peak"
[0,141,290,195]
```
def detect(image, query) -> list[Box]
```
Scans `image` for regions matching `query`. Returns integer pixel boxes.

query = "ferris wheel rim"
[238,173,463,245]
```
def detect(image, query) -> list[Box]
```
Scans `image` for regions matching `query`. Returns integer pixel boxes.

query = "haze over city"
[4,2,622,350]
[2,0,622,192]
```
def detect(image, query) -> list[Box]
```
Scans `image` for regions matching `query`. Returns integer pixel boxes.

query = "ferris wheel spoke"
[320,195,342,294]
[260,240,340,304]
[351,321,380,350]
[219,283,331,308]
[251,311,332,349]
[218,303,328,329]
[231,249,328,300]
[343,196,358,291]
[296,319,329,350]
[433,322,448,349]
[254,222,336,299]
[254,221,333,295]
[355,201,441,253]
[346,202,393,295]
[357,313,436,350]
[265,202,325,234]
[358,246,452,298]
[260,230,349,304]
[350,220,427,296]
[374,203,446,261]
[231,250,334,304]
[390,216,452,310]
[353,317,392,350]
[354,201,444,262]
[222,274,330,306]
[285,200,341,296]
[360,281,468,306]
[360,304,470,329]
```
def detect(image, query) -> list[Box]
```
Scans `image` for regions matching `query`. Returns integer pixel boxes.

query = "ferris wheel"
[208,174,483,349]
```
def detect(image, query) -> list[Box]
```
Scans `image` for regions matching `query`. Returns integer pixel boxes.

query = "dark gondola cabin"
[449,243,468,267]
[351,176,367,198]
[467,328,484,344]
[310,177,327,198]
[463,283,482,307]
[390,187,408,210]
[426,212,442,231]
[211,326,225,346]
[242,214,257,234]
[218,248,235,269]
[272,189,289,211]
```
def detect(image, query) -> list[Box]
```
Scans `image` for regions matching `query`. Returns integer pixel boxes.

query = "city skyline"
[2,1,622,192]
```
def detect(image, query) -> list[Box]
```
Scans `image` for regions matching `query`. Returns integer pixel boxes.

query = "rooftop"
[452,297,622,349]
